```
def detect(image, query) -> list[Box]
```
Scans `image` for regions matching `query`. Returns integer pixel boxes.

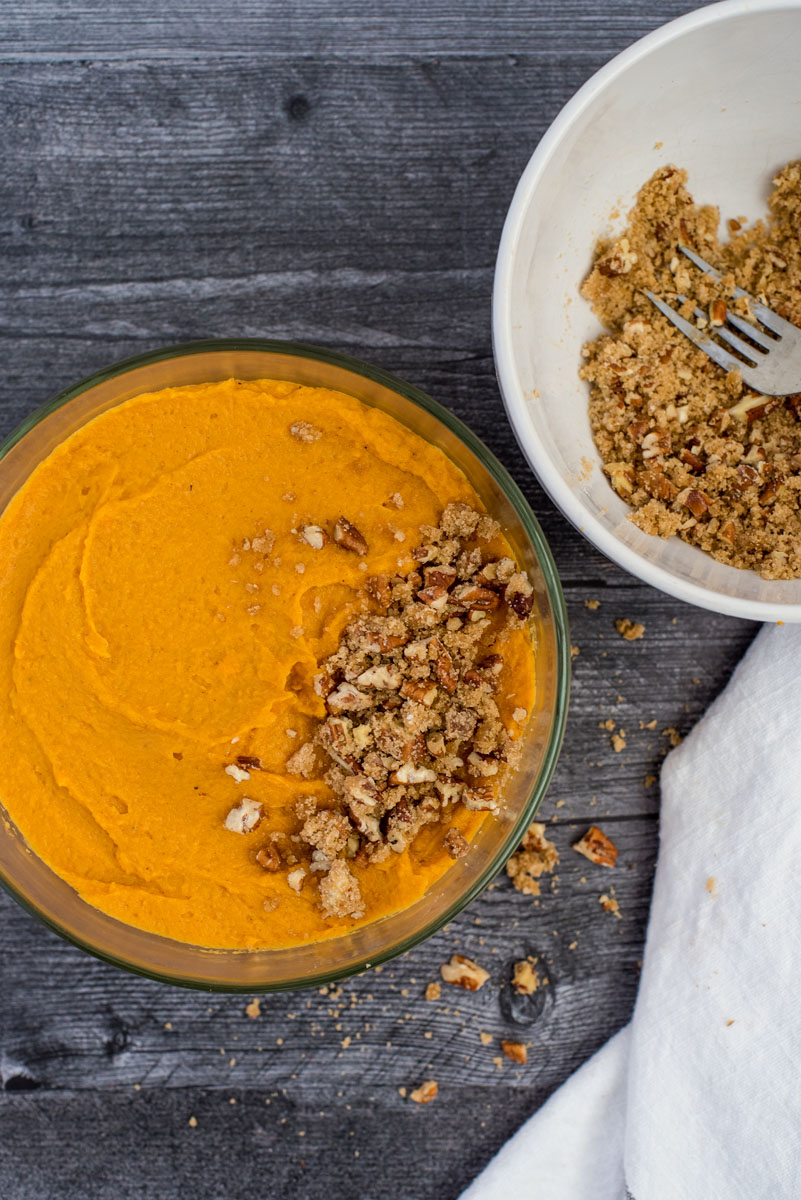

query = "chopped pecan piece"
[440,954,490,991]
[639,468,678,502]
[573,825,618,868]
[301,524,328,550]
[734,463,760,490]
[365,574,392,608]
[326,683,373,715]
[224,797,263,834]
[356,664,402,690]
[506,574,534,619]
[641,429,671,460]
[416,584,449,610]
[606,461,635,496]
[236,755,264,771]
[501,1041,527,1065]
[429,637,458,693]
[400,680,438,706]
[255,842,282,871]
[462,785,498,812]
[423,566,457,590]
[678,488,710,518]
[389,762,436,785]
[450,582,500,611]
[443,827,469,859]
[333,517,368,555]
[680,448,705,472]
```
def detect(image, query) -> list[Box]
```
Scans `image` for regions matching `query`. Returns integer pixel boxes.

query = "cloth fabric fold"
[463,623,801,1200]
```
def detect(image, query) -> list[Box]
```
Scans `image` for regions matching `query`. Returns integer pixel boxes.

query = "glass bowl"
[0,339,570,991]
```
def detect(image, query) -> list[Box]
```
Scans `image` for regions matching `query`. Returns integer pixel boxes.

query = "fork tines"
[644,244,801,397]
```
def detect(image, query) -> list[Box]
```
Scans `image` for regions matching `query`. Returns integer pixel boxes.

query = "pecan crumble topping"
[506,821,559,897]
[582,162,801,579]
[224,502,535,925]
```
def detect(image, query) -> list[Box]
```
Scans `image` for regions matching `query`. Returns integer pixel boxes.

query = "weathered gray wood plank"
[3,1,699,60]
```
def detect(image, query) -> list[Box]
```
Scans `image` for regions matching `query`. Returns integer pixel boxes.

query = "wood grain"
[0,2,757,1196]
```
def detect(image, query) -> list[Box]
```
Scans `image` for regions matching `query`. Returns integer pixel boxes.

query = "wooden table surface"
[0,3,758,1196]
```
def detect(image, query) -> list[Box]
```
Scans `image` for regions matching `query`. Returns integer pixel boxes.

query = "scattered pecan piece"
[511,957,540,995]
[614,618,645,641]
[417,584,449,610]
[410,1080,438,1105]
[333,517,368,555]
[573,825,618,868]
[501,1041,528,1065]
[440,955,490,991]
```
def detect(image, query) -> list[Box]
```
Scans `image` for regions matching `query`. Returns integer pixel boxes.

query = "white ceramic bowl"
[494,0,801,622]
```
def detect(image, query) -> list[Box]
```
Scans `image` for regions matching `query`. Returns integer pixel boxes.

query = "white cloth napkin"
[463,622,801,1200]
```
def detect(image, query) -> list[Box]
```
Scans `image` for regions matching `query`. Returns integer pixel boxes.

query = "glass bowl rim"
[0,337,571,991]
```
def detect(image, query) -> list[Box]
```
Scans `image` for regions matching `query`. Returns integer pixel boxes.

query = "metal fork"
[645,245,801,396]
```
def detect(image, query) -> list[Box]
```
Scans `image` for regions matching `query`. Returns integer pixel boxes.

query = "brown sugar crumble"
[573,825,618,868]
[599,892,622,919]
[511,956,541,995]
[501,1040,528,1065]
[410,1080,438,1105]
[581,161,801,579]
[506,821,559,897]
[615,617,645,641]
[300,502,533,920]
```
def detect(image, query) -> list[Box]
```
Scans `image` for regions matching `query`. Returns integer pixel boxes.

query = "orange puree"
[0,379,535,948]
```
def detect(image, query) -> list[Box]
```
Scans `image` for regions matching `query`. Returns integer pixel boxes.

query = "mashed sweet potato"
[0,378,535,948]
